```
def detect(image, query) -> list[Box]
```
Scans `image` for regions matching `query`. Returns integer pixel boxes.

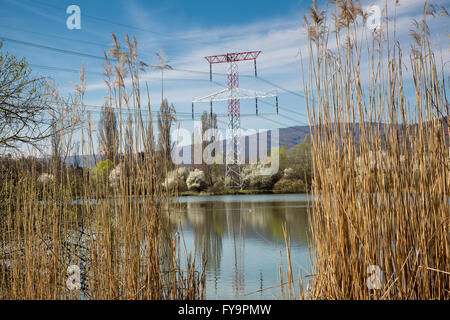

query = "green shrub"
[186,169,207,191]
[248,174,277,190]
[273,178,307,193]
[165,167,189,192]
[241,164,279,190]
[91,159,115,184]
[208,180,225,194]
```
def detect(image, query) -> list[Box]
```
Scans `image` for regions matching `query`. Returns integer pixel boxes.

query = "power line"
[30,64,103,76]
[1,35,307,127]
[2,34,305,101]
[84,99,301,128]
[82,103,277,117]
[258,99,309,121]
[254,77,305,99]
[276,112,308,126]
[187,75,309,121]
[0,37,222,87]
[29,62,305,125]
[85,108,296,132]
[29,63,229,86]
[22,0,229,49]
[258,115,291,127]
[1,35,112,62]
[31,64,305,116]
[30,65,304,127]
[0,24,108,49]
[0,23,183,63]
[84,105,276,118]
[171,67,306,99]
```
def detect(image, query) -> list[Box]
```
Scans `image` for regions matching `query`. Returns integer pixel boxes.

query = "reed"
[0,34,205,299]
[296,0,449,299]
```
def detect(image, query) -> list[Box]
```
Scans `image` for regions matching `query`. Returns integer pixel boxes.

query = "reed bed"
[292,0,449,299]
[0,34,205,299]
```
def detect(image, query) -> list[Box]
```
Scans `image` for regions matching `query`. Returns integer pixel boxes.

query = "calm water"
[168,194,312,300]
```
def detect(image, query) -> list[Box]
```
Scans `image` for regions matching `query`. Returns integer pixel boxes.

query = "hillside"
[67,117,449,167]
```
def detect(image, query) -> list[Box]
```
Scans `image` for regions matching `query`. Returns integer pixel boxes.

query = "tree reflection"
[168,196,310,298]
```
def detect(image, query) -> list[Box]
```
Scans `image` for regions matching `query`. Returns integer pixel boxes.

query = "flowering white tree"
[37,173,54,184]
[109,165,121,188]
[186,169,206,191]
[283,167,296,180]
[165,167,189,191]
[242,163,277,190]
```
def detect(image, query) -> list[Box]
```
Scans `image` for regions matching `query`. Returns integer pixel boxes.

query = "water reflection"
[168,194,311,300]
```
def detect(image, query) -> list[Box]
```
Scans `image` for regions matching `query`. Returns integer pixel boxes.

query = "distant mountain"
[277,125,311,149]
[184,125,312,163]
[64,153,102,168]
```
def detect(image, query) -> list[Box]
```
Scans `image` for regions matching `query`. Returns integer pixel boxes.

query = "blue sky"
[0,0,449,153]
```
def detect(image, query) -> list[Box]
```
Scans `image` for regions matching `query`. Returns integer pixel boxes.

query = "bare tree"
[98,103,118,162]
[201,111,217,146]
[0,42,56,151]
[50,118,62,169]
[51,68,86,166]
[157,99,176,166]
[200,111,217,185]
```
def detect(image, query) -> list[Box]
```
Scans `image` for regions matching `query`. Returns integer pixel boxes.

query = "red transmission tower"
[193,51,277,189]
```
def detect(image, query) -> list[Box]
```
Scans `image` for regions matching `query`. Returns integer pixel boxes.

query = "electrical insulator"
[254,60,257,77]
[192,102,194,120]
[255,97,258,115]
[276,96,279,114]
[209,64,212,81]
[210,100,213,118]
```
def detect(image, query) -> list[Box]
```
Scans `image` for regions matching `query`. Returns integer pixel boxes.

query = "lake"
[168,194,312,300]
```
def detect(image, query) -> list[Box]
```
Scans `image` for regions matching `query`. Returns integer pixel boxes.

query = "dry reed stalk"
[0,34,205,300]
[293,0,449,299]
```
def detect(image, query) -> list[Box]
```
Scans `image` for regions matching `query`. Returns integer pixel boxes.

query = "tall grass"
[296,0,449,299]
[0,34,205,299]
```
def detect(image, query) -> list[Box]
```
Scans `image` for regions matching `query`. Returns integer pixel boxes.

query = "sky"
[0,0,449,153]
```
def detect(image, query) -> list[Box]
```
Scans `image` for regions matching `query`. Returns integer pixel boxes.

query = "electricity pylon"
[192,51,277,189]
